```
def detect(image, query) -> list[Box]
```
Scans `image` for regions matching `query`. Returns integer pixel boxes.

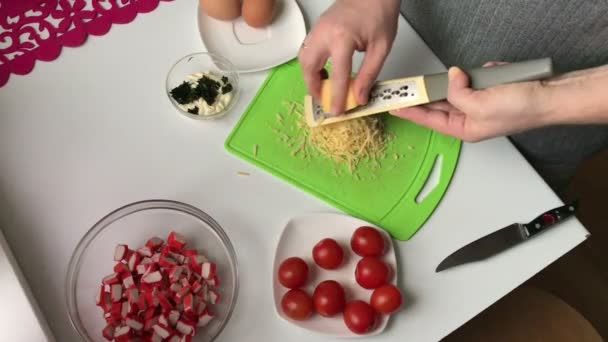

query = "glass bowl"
[66,200,239,341]
[166,52,240,120]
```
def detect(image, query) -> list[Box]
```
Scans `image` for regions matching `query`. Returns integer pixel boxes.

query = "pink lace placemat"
[0,0,174,88]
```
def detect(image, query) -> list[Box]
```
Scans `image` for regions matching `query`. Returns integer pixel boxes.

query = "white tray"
[272,213,397,337]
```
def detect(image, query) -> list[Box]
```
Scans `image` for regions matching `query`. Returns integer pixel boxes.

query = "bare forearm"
[542,64,608,125]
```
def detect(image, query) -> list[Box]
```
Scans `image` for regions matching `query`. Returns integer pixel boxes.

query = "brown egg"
[200,0,241,21]
[242,0,276,28]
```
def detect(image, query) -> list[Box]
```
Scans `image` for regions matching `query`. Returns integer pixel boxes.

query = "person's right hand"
[298,0,400,114]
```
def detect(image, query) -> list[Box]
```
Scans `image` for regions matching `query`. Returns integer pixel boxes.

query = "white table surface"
[0,0,589,341]
[0,228,54,341]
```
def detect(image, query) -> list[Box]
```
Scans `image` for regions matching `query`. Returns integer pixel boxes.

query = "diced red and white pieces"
[170,252,186,265]
[102,324,115,341]
[150,332,163,342]
[168,266,184,283]
[208,289,220,305]
[138,292,148,312]
[206,275,219,287]
[126,288,139,304]
[122,275,135,289]
[142,271,163,286]
[158,291,174,312]
[96,231,221,341]
[113,325,131,342]
[167,232,187,250]
[136,264,147,275]
[168,310,181,327]
[175,285,191,303]
[145,288,160,308]
[168,336,182,342]
[183,293,195,315]
[96,285,105,306]
[125,317,143,331]
[145,236,164,251]
[170,283,183,293]
[197,309,214,327]
[128,252,141,272]
[189,254,207,266]
[137,246,153,257]
[152,324,173,339]
[159,255,178,269]
[191,281,202,294]
[143,263,158,277]
[176,319,195,336]
[113,262,129,275]
[201,262,216,280]
[158,314,169,327]
[113,244,128,262]
[102,273,120,286]
[144,315,159,332]
[110,284,122,303]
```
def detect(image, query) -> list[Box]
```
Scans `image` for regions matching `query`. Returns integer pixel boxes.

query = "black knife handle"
[523,200,578,237]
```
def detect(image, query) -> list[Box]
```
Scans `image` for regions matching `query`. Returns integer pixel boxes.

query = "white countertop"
[0,0,589,341]
[0,229,54,341]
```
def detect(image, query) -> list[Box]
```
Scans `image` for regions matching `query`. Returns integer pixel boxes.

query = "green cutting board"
[225,59,461,240]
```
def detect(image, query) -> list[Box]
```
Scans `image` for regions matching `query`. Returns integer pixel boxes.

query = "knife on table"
[304,57,554,127]
[436,201,579,272]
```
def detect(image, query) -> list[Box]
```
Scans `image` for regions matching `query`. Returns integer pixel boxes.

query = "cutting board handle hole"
[415,154,442,204]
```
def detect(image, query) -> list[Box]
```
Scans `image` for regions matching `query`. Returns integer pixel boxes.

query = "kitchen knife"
[304,57,553,127]
[436,201,578,273]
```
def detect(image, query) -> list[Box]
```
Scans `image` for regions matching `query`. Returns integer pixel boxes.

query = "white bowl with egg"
[166,52,239,120]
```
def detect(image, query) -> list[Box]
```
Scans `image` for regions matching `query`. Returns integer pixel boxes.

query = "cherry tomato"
[355,257,389,289]
[312,238,344,269]
[370,284,402,314]
[350,226,385,257]
[343,300,376,334]
[281,289,314,321]
[312,280,346,317]
[278,257,308,289]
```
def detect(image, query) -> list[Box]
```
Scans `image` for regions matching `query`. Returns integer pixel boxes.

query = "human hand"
[298,0,400,114]
[391,62,553,142]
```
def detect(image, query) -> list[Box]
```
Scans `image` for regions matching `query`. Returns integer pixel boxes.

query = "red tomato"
[312,238,344,269]
[343,300,376,334]
[313,280,346,317]
[370,284,402,314]
[350,226,385,257]
[281,289,313,321]
[355,257,389,289]
[278,257,308,289]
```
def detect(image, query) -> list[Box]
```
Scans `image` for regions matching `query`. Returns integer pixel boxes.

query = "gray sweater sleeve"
[400,0,608,73]
[398,0,608,192]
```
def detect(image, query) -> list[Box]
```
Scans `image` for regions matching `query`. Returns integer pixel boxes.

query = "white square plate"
[197,0,307,73]
[272,213,397,337]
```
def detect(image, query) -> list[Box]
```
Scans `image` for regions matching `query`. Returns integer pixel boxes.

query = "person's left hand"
[390,62,554,142]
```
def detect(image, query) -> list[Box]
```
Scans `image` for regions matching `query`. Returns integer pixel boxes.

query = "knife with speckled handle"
[436,201,579,272]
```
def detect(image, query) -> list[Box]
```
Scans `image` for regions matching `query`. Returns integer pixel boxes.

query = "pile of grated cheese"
[309,116,391,173]
[269,100,394,176]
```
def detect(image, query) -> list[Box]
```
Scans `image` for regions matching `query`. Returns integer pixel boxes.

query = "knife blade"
[436,201,578,272]
[304,57,553,127]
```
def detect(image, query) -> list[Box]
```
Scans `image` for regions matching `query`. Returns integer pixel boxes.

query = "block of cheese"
[320,79,358,114]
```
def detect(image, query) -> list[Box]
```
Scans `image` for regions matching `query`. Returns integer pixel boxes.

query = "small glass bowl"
[65,200,239,342]
[166,52,240,120]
